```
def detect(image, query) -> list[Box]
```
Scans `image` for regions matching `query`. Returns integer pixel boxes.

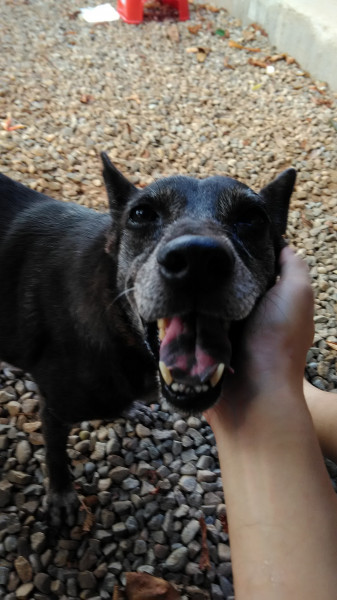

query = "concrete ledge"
[209,0,337,92]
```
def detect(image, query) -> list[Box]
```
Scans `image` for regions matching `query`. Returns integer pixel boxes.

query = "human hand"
[205,246,314,427]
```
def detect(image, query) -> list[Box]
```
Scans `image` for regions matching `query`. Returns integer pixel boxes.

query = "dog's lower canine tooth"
[159,361,173,386]
[210,363,225,388]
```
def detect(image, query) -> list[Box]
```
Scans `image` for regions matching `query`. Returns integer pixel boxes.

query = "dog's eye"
[128,204,159,227]
[234,212,268,236]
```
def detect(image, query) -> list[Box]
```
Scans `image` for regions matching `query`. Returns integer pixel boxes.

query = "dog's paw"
[45,488,79,528]
[124,400,153,424]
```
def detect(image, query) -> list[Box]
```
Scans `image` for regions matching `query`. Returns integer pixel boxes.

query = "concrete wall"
[208,0,337,91]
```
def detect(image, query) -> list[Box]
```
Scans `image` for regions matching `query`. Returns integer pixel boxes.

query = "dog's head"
[102,152,295,412]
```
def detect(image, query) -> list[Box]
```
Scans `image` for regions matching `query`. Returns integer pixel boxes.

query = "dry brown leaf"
[251,22,268,36]
[242,29,256,42]
[188,24,202,35]
[2,113,25,131]
[204,4,220,12]
[185,46,199,53]
[125,572,181,599]
[68,10,80,19]
[223,56,235,70]
[326,341,337,352]
[79,496,95,533]
[286,55,296,64]
[125,94,141,104]
[83,495,99,507]
[268,53,287,63]
[197,47,211,62]
[113,585,125,600]
[80,94,94,104]
[167,24,180,43]
[300,211,313,228]
[248,57,268,68]
[228,40,244,50]
[197,51,206,63]
[219,512,229,533]
[229,40,261,52]
[199,516,211,571]
[314,97,333,108]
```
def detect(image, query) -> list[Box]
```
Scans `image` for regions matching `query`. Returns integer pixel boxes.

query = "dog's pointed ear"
[101,152,138,213]
[259,168,296,235]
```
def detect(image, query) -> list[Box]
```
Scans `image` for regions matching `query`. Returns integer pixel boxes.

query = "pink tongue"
[159,315,228,384]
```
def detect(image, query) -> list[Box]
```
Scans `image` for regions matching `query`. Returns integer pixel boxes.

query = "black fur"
[0,155,296,524]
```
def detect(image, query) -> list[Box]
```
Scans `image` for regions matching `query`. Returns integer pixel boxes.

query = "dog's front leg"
[41,404,79,528]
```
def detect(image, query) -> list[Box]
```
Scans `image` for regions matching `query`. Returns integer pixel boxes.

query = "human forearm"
[304,379,337,463]
[211,387,337,600]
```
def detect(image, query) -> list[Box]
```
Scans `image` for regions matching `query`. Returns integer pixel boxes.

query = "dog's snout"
[157,235,234,286]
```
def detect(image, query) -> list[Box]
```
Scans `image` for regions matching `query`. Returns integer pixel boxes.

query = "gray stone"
[181,519,200,544]
[34,573,51,594]
[165,546,188,572]
[78,570,96,589]
[179,475,197,493]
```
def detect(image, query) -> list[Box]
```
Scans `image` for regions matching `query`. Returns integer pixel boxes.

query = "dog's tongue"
[159,315,231,384]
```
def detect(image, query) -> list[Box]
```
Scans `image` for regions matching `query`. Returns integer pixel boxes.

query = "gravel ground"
[0,1,337,598]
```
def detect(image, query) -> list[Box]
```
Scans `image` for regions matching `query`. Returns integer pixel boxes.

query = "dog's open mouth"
[157,314,232,411]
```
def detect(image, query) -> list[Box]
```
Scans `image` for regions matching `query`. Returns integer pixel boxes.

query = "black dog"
[0,153,296,523]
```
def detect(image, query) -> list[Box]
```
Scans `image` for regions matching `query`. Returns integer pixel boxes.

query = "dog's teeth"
[178,383,186,392]
[171,382,180,392]
[195,385,202,393]
[202,384,209,392]
[157,318,169,341]
[210,363,225,388]
[159,361,173,386]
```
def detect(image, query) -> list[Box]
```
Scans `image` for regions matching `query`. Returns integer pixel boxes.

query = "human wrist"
[206,379,308,442]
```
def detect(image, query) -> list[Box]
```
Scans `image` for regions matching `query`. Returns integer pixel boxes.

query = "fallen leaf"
[228,39,244,49]
[125,94,141,104]
[268,53,286,62]
[314,97,333,108]
[248,57,269,68]
[125,572,181,599]
[326,341,337,352]
[300,211,312,228]
[197,49,209,63]
[113,586,125,600]
[242,29,256,42]
[251,82,263,90]
[68,10,80,19]
[204,4,220,12]
[251,22,268,36]
[199,516,211,571]
[188,24,202,35]
[223,56,235,70]
[80,94,94,104]
[229,40,261,52]
[2,113,25,131]
[186,46,210,62]
[167,24,180,43]
[83,495,99,507]
[286,55,296,65]
[79,496,95,533]
[219,512,229,533]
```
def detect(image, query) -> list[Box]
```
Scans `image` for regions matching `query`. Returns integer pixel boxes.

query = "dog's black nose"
[157,235,234,287]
